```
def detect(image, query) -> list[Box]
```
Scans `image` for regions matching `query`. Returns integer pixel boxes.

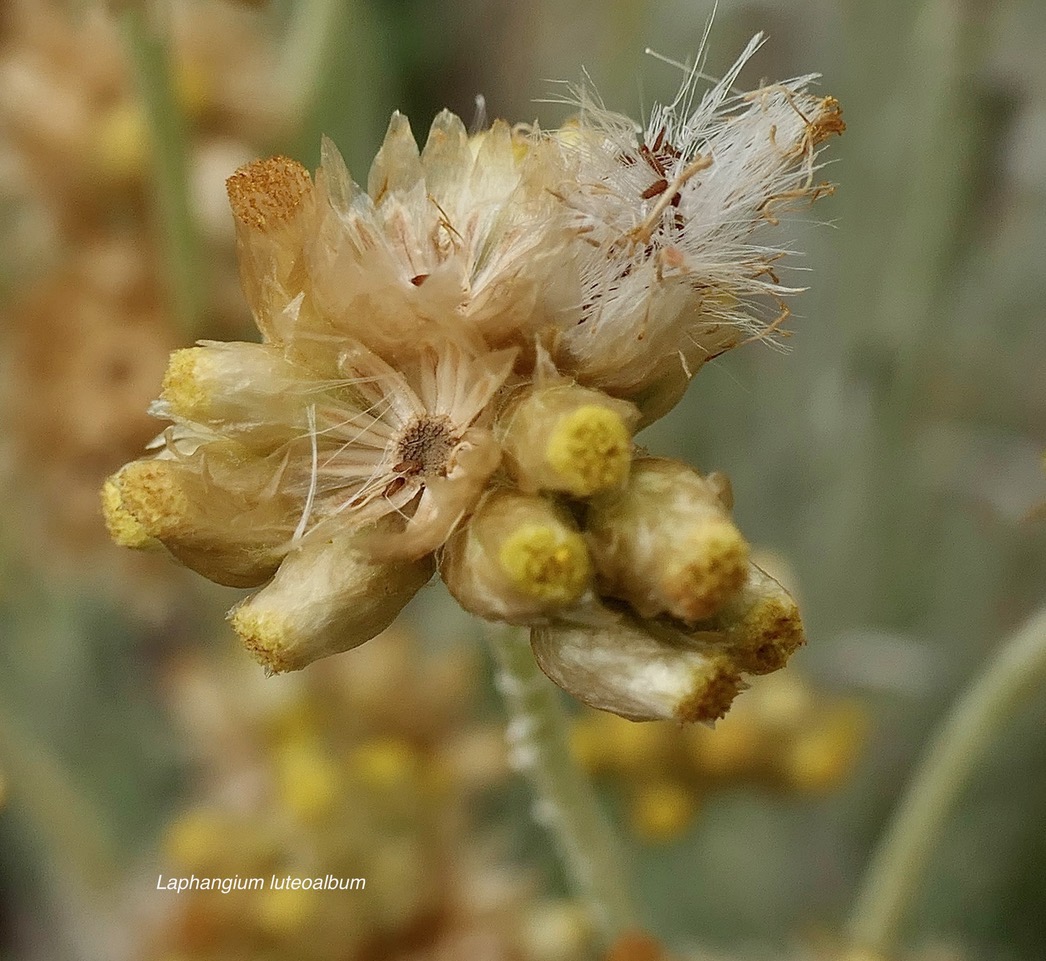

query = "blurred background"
[0,0,1044,959]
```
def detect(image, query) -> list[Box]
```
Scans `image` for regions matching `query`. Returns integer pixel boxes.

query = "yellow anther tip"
[498,523,591,603]
[545,404,632,497]
[229,607,296,674]
[665,519,750,621]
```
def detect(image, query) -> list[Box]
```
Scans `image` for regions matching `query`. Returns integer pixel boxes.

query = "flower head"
[105,38,841,721]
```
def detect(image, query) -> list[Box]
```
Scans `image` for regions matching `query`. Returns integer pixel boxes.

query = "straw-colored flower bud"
[156,342,315,446]
[586,458,750,622]
[102,448,298,587]
[498,382,639,497]
[226,155,314,335]
[531,612,743,723]
[441,490,593,624]
[689,563,806,675]
[229,529,435,674]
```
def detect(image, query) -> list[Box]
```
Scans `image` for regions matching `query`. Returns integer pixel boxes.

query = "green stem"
[847,604,1046,957]
[121,7,205,339]
[277,0,344,118]
[489,627,639,944]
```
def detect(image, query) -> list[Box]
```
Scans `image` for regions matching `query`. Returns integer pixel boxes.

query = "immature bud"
[586,458,749,622]
[687,563,806,675]
[441,490,593,624]
[498,383,639,497]
[531,612,744,723]
[229,529,435,674]
[102,446,298,587]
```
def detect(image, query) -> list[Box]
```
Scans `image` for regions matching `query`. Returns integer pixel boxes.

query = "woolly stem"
[121,7,205,339]
[489,626,639,944]
[847,604,1046,956]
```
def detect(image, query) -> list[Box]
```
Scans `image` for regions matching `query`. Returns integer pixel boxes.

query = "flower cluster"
[104,37,843,722]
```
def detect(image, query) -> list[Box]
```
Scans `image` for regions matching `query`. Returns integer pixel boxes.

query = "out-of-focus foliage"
[0,1,1044,960]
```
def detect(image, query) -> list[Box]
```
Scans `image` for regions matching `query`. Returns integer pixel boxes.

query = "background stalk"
[847,604,1046,956]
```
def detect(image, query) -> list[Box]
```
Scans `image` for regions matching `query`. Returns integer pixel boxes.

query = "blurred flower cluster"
[572,671,865,842]
[0,0,291,605]
[103,35,842,721]
[136,627,595,961]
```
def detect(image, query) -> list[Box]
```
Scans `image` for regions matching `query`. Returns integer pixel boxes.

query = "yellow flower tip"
[277,746,340,821]
[664,519,750,621]
[545,404,632,496]
[630,781,697,842]
[349,737,418,791]
[256,887,313,937]
[226,155,312,231]
[108,461,191,542]
[100,475,155,549]
[158,347,213,421]
[731,595,806,675]
[229,606,301,674]
[497,523,591,603]
[674,657,744,724]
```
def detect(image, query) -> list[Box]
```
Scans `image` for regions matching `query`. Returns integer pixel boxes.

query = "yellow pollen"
[498,524,591,602]
[544,405,632,496]
[109,462,192,541]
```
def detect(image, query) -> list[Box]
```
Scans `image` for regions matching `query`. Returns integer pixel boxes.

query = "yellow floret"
[276,744,340,821]
[93,102,148,179]
[114,461,193,540]
[664,519,750,621]
[164,809,228,868]
[545,405,632,496]
[161,348,208,420]
[498,524,591,603]
[256,887,313,937]
[230,607,296,674]
[349,737,418,791]
[630,781,697,842]
[100,475,155,549]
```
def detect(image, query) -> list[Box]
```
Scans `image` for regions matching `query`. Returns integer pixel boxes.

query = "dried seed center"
[395,415,456,476]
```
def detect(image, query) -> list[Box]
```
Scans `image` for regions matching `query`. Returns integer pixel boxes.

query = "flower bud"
[156,342,314,445]
[531,612,743,723]
[440,490,593,624]
[102,445,299,587]
[498,383,639,497]
[586,458,749,622]
[229,529,435,674]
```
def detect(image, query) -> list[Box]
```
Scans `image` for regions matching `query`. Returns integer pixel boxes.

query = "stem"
[121,7,205,339]
[847,604,1046,957]
[488,626,639,944]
